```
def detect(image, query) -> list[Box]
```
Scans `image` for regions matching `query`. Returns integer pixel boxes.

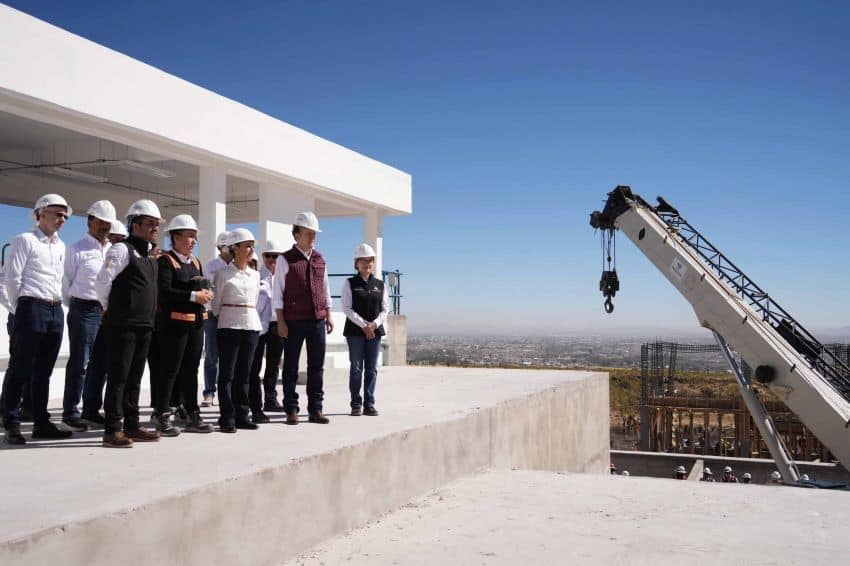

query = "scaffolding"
[637,341,844,462]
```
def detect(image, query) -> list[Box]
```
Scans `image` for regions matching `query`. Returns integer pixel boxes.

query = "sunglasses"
[263,253,279,259]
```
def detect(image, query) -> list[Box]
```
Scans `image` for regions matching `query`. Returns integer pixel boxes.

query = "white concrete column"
[363,208,383,278]
[198,166,227,262]
[258,183,314,250]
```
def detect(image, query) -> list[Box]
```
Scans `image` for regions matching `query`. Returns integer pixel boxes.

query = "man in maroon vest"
[273,212,333,425]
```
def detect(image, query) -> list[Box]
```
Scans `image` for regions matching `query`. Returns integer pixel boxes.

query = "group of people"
[1,194,389,447]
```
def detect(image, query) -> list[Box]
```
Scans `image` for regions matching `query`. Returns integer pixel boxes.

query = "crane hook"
[604,297,614,314]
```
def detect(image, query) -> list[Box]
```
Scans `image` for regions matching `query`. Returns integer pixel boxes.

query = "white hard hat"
[166,214,199,233]
[771,471,781,480]
[109,220,128,237]
[216,231,230,248]
[704,467,713,475]
[293,211,321,232]
[801,474,810,481]
[125,199,163,221]
[621,471,630,476]
[264,239,286,254]
[229,227,255,246]
[723,466,732,473]
[675,466,687,474]
[86,200,116,223]
[353,243,377,260]
[742,473,752,479]
[33,193,72,218]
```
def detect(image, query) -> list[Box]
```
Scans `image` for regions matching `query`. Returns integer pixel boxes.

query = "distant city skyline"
[2,1,849,336]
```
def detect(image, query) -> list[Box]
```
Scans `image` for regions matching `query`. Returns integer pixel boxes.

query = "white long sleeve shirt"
[211,263,261,331]
[204,255,228,312]
[95,240,153,310]
[271,247,332,313]
[0,266,12,313]
[4,229,65,313]
[341,276,390,329]
[256,265,274,335]
[63,234,111,304]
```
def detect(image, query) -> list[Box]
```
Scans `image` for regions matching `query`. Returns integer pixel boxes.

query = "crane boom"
[591,186,850,473]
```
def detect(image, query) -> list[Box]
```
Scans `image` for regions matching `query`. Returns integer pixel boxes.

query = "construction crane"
[590,186,850,483]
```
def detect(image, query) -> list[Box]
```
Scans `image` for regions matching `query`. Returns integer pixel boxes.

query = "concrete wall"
[0,373,609,565]
[611,450,850,485]
[383,314,407,366]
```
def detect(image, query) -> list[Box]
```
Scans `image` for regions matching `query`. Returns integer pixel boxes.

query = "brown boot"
[126,427,160,442]
[308,411,329,424]
[285,411,299,425]
[103,431,133,448]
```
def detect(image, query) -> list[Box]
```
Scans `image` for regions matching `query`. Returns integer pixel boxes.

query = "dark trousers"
[1,298,63,426]
[203,315,219,395]
[216,328,259,425]
[248,322,285,411]
[347,335,381,409]
[104,326,152,434]
[154,322,203,414]
[282,318,326,413]
[0,314,30,414]
[82,326,108,416]
[63,299,103,419]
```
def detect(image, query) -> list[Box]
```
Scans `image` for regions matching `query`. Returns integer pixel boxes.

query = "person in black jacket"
[95,200,164,448]
[341,243,389,416]
[151,215,215,435]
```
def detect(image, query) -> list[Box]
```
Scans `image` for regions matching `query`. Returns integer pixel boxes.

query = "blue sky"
[2,1,849,337]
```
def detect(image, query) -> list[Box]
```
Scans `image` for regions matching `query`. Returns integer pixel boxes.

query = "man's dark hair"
[292,225,302,237]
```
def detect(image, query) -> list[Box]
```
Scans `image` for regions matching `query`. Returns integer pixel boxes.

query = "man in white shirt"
[61,200,116,431]
[201,231,231,407]
[2,194,73,445]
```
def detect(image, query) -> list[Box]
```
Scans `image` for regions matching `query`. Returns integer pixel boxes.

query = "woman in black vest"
[341,243,389,416]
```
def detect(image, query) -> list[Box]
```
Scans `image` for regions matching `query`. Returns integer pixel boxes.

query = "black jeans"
[248,322,285,411]
[282,318,326,413]
[1,298,63,426]
[216,328,259,425]
[104,326,152,434]
[154,322,204,415]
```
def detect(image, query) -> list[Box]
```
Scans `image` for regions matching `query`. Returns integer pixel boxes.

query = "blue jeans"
[1,298,64,426]
[82,326,108,416]
[282,319,326,413]
[63,299,103,419]
[346,335,381,409]
[203,315,219,395]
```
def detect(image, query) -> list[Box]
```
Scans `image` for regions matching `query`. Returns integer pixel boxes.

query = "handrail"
[327,269,403,315]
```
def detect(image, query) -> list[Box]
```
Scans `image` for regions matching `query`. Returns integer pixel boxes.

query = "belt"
[70,297,102,308]
[18,296,61,306]
[170,311,209,322]
[222,304,255,308]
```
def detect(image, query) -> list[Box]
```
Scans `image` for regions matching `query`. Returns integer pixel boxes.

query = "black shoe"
[81,412,107,427]
[235,418,259,430]
[19,408,34,422]
[219,422,237,433]
[252,411,270,424]
[263,398,285,412]
[350,406,362,416]
[62,416,90,432]
[286,411,299,425]
[4,424,26,445]
[185,412,213,433]
[32,421,73,439]
[363,406,379,416]
[308,411,330,424]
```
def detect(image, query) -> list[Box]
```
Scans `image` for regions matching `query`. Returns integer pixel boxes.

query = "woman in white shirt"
[341,243,389,416]
[211,228,261,433]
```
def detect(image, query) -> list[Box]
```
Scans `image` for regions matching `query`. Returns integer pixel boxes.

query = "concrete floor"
[0,366,607,564]
[287,469,850,566]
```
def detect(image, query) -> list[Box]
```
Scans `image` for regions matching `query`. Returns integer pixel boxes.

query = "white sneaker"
[201,394,214,407]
